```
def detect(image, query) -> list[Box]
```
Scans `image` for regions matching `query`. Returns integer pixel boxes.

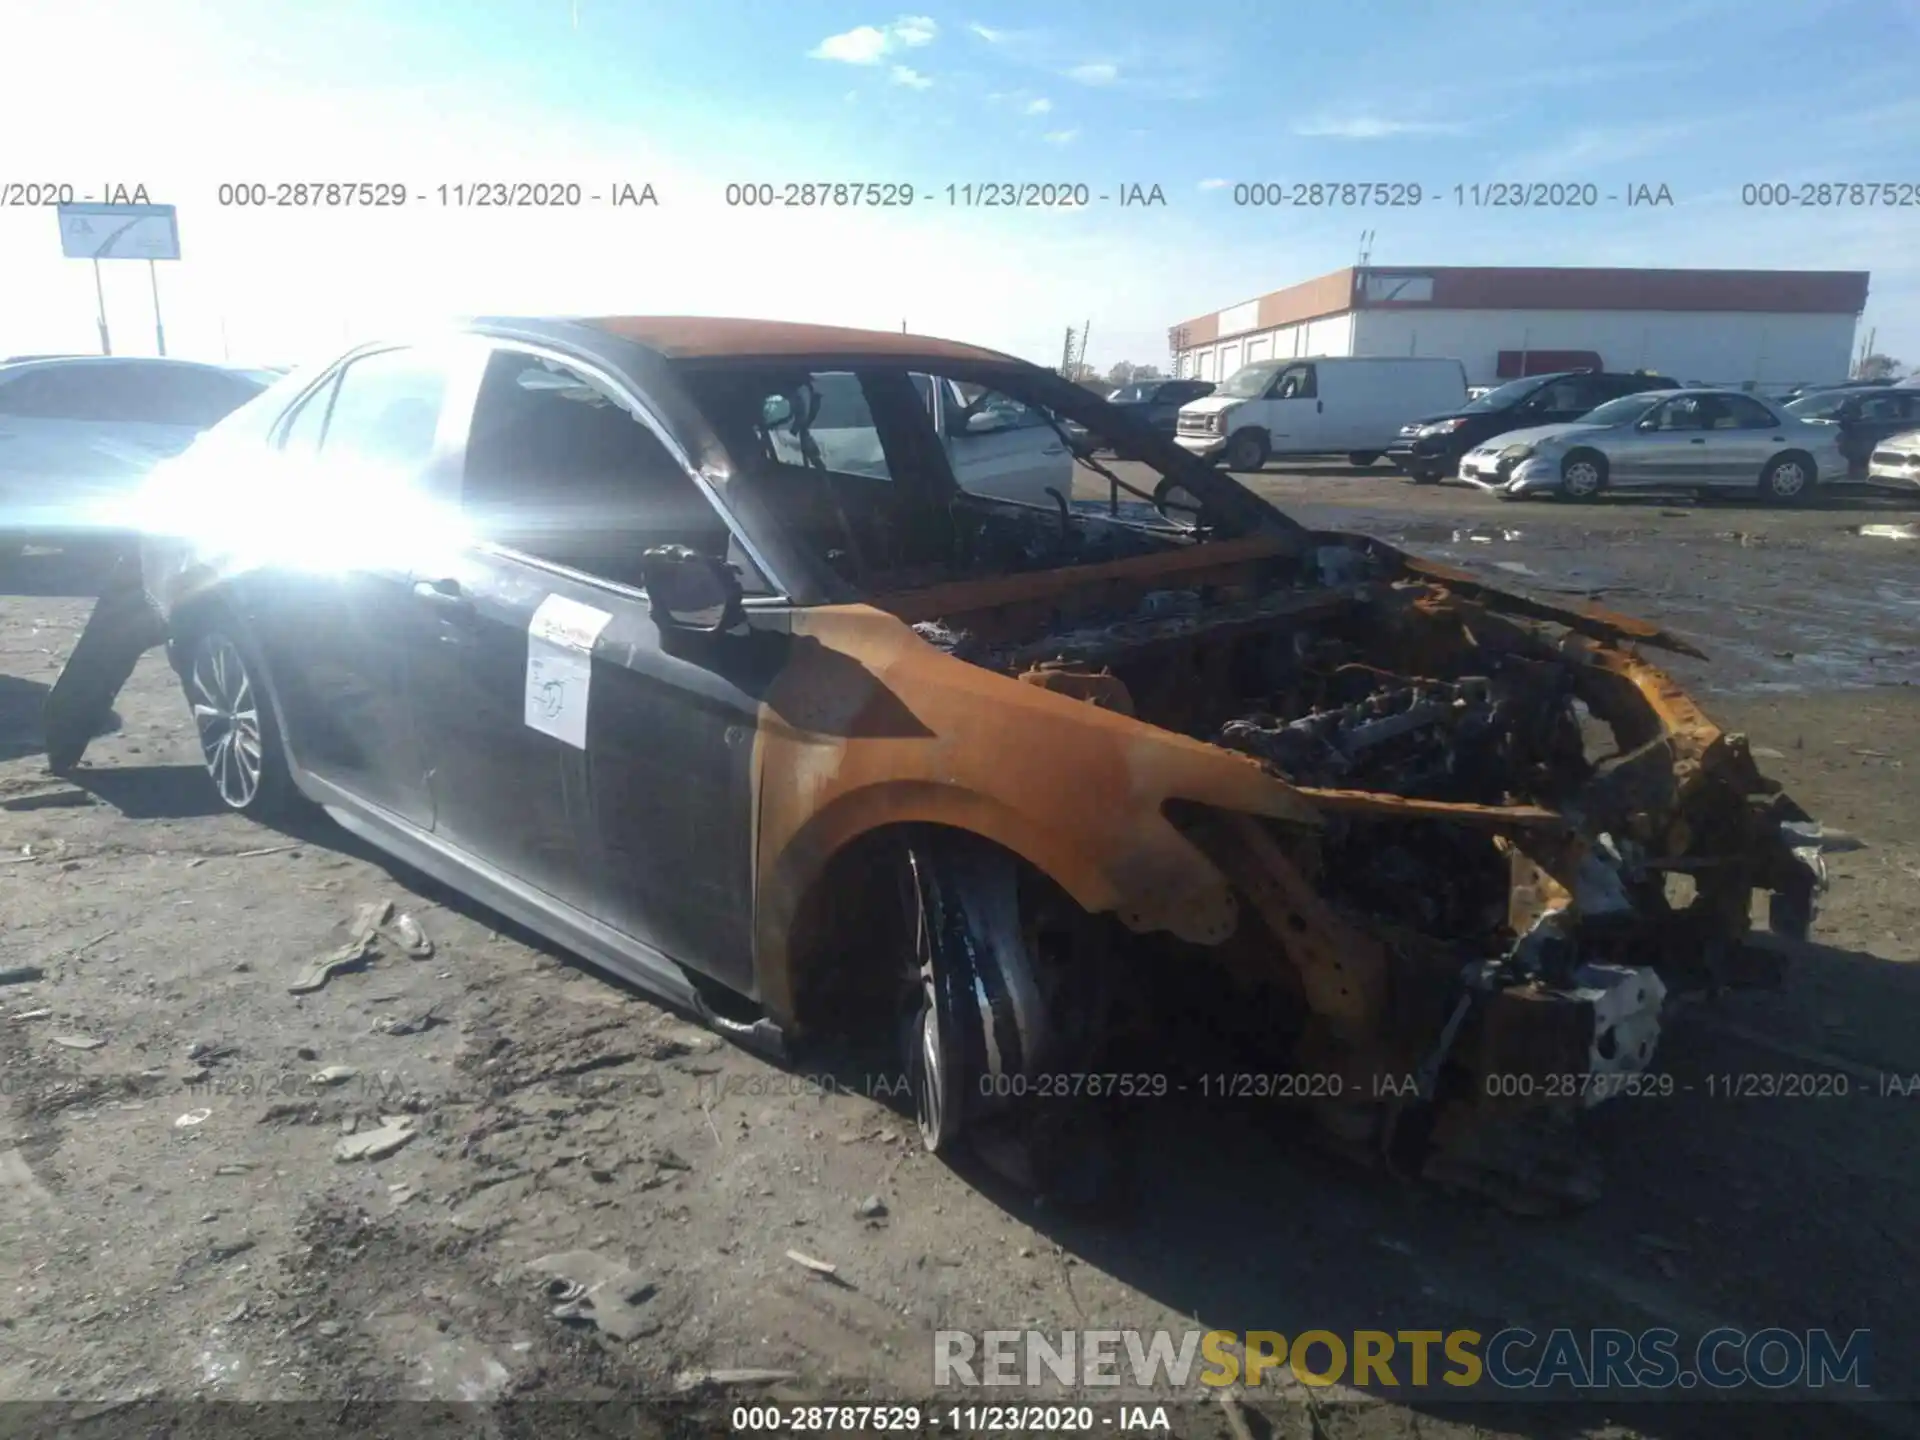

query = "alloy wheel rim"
[1772,463,1806,496]
[189,636,264,808]
[1565,462,1599,494]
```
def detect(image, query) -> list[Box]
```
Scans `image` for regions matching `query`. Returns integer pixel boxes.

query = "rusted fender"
[1378,545,1709,661]
[748,603,1323,1024]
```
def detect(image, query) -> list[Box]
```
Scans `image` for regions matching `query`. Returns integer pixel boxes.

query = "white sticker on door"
[525,594,615,749]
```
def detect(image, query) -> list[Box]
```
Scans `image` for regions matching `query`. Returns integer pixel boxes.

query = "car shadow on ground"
[0,673,121,764]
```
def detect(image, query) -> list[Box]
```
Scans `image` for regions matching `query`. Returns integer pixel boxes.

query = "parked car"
[763,369,1072,508]
[1388,370,1680,484]
[51,317,1825,1211]
[1777,378,1898,404]
[1784,387,1920,478]
[0,356,269,553]
[1175,356,1468,472]
[1457,388,1847,503]
[1105,378,1214,443]
[1865,428,1920,492]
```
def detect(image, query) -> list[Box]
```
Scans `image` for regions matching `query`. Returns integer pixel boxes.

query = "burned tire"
[1559,449,1608,501]
[1223,429,1269,473]
[895,835,1049,1154]
[178,617,296,819]
[1759,452,1815,505]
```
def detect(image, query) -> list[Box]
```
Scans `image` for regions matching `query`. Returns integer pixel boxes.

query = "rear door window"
[316,348,450,470]
[1717,395,1780,429]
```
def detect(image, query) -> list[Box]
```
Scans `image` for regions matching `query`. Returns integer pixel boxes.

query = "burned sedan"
[50,317,1828,1211]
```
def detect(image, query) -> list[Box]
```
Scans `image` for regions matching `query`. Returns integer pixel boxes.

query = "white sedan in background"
[763,370,1072,509]
[1457,388,1849,503]
[1866,429,1920,492]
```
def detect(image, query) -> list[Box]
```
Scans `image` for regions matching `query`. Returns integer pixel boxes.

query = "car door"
[1261,363,1323,453]
[1615,394,1713,486]
[1708,393,1793,486]
[236,346,460,829]
[406,342,774,992]
[935,377,1071,506]
[1527,375,1614,426]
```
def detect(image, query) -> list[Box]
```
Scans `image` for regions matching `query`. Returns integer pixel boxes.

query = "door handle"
[412,578,474,614]
[1316,400,1324,412]
[1689,438,1706,444]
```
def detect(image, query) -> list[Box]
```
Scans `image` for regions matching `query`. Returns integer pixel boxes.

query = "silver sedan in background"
[1866,428,1920,492]
[1457,388,1848,503]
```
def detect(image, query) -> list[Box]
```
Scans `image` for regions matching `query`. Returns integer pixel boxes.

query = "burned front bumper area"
[950,537,1826,1206]
[1183,559,1824,1201]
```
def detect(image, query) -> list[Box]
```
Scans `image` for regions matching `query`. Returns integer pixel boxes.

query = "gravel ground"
[3,471,1919,1439]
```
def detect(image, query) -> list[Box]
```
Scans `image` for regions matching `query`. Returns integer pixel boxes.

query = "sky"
[2,0,1916,373]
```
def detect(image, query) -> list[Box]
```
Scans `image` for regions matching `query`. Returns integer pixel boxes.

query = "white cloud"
[1196,178,1228,190]
[809,15,937,65]
[1043,128,1080,146]
[889,64,933,89]
[1067,61,1118,85]
[969,21,1003,42]
[1291,115,1468,139]
[1024,97,1051,114]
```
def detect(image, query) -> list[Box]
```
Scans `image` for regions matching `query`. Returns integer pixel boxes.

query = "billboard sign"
[56,203,180,261]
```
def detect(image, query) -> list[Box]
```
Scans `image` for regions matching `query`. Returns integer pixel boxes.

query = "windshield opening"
[1462,376,1552,413]
[1579,393,1667,426]
[1785,391,1851,420]
[1215,363,1284,399]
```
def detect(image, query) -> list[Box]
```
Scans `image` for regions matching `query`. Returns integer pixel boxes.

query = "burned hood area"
[888,525,1825,1211]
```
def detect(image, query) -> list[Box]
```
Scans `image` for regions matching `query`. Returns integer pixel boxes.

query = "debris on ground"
[174,1109,212,1129]
[530,1250,657,1341]
[785,1249,838,1276]
[377,1006,444,1037]
[289,900,435,994]
[308,1065,359,1087]
[11,1008,51,1022]
[1856,523,1917,541]
[674,1369,799,1392]
[854,1195,888,1219]
[0,965,45,986]
[333,1116,418,1163]
[50,1033,104,1051]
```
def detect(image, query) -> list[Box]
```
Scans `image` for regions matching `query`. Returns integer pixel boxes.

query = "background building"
[1168,267,1870,392]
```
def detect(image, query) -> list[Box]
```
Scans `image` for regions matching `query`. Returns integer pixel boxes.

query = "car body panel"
[1866,427,1920,491]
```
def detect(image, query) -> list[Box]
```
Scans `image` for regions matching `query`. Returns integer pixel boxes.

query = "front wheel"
[1759,452,1814,505]
[181,622,296,817]
[1347,451,1380,467]
[1223,429,1269,473]
[1559,450,1609,502]
[1408,465,1442,485]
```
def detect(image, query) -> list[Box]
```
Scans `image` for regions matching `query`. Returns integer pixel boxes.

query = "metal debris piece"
[288,934,375,996]
[175,1109,213,1129]
[0,966,45,987]
[378,1005,444,1036]
[308,1065,359,1087]
[785,1249,837,1275]
[50,1033,105,1051]
[379,911,434,960]
[12,1009,52,1022]
[1856,523,1917,540]
[854,1195,888,1219]
[235,843,300,859]
[530,1250,656,1341]
[333,1115,418,1162]
[674,1369,798,1392]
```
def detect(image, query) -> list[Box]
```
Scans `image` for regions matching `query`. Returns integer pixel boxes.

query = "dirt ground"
[3,468,1919,1439]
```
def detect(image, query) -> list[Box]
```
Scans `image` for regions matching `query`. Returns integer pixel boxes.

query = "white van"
[1174,356,1468,472]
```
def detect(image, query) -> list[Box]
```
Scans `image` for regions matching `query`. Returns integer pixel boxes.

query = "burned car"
[48,317,1828,1210]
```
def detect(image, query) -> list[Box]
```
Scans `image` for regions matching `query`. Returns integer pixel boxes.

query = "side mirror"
[963,410,1010,435]
[761,395,794,428]
[640,545,743,633]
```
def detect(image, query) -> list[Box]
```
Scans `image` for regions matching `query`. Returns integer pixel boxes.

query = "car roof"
[0,355,251,377]
[579,316,1016,365]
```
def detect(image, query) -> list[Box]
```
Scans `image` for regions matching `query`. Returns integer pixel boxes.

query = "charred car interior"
[44,317,1831,1216]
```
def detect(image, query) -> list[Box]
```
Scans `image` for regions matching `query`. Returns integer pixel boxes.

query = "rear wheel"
[1759,452,1814,505]
[1224,429,1269,473]
[1559,450,1608,501]
[180,620,296,818]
